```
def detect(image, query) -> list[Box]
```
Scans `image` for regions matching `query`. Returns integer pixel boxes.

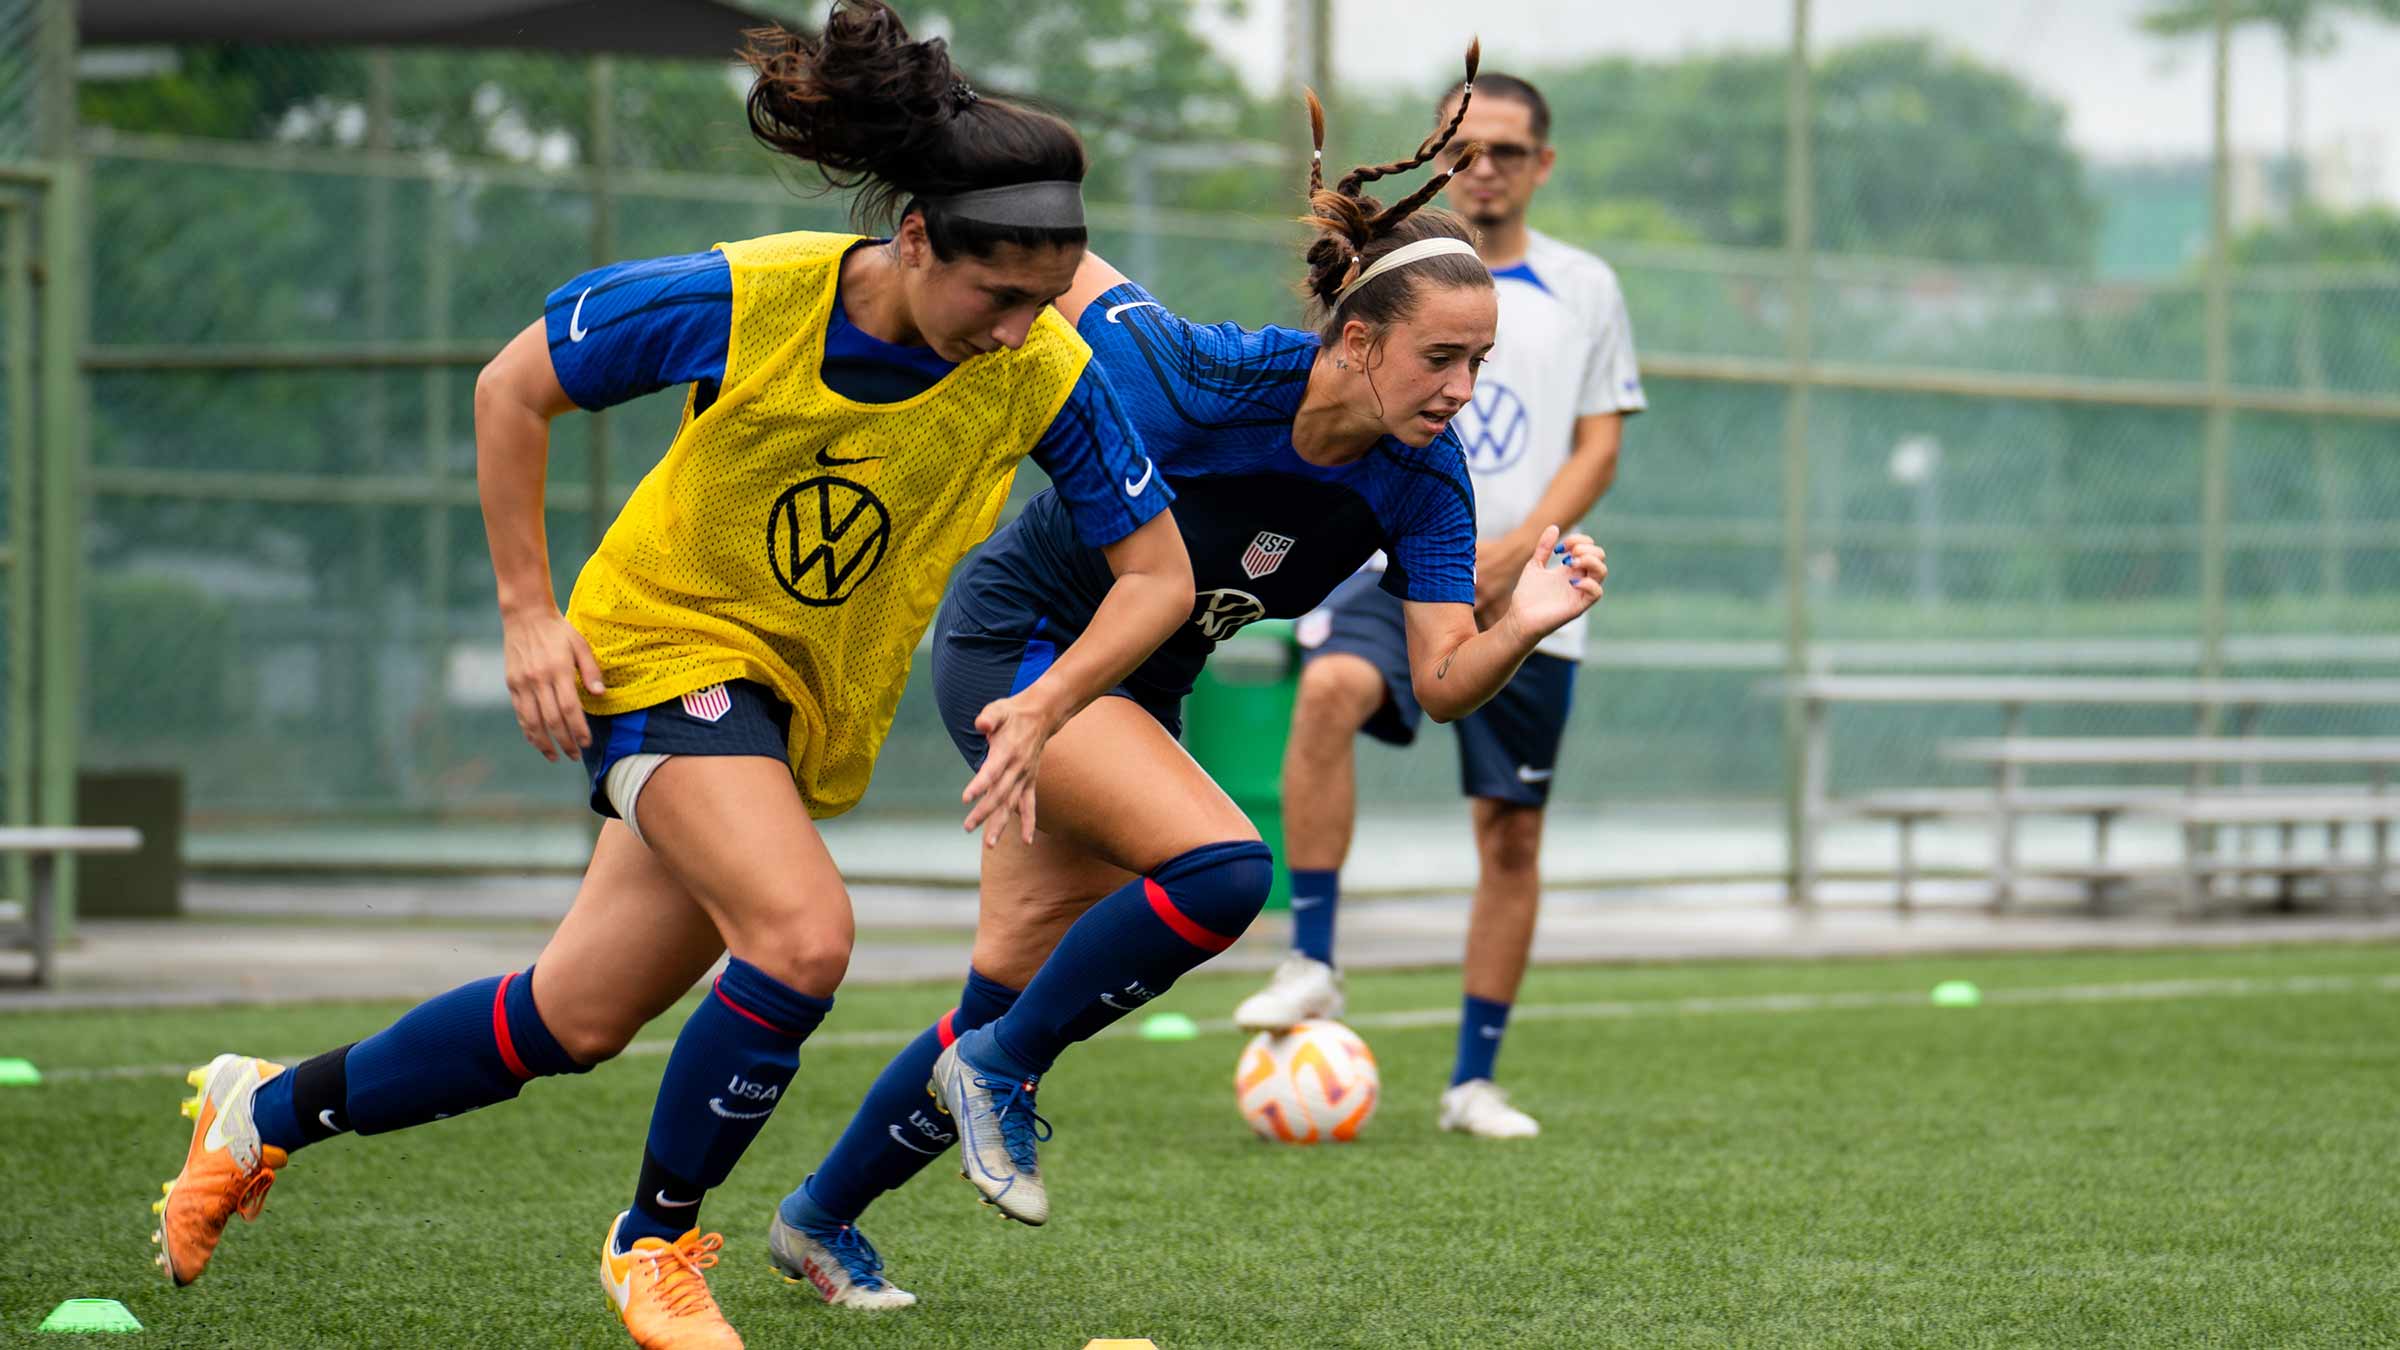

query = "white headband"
[1333,236,1482,309]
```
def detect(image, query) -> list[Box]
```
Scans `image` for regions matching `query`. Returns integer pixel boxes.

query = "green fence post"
[587,56,617,552]
[1778,0,1816,906]
[38,157,83,932]
[2198,0,2233,707]
[4,197,32,904]
[1182,619,1297,910]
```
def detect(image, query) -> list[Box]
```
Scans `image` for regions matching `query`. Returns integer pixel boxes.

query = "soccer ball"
[1234,1018,1380,1144]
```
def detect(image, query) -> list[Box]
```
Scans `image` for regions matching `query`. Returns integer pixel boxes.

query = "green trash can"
[1182,618,1298,910]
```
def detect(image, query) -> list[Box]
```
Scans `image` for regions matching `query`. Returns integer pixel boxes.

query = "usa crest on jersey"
[1241,531,1295,580]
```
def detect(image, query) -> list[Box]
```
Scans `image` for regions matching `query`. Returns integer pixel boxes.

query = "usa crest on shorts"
[1241,531,1295,580]
[681,683,733,723]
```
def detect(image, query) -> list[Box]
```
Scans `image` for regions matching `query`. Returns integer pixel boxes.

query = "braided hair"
[1298,39,1490,341]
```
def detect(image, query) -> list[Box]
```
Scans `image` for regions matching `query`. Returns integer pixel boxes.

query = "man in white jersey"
[1235,73,1643,1138]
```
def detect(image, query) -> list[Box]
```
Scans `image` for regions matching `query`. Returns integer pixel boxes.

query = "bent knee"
[1153,839,1276,939]
[1293,657,1386,732]
[732,931,853,998]
[545,1008,645,1067]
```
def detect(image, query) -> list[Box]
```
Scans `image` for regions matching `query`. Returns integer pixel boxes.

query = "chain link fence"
[47,19,2400,841]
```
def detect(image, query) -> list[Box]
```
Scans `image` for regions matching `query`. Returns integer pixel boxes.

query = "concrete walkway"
[7,870,2395,1010]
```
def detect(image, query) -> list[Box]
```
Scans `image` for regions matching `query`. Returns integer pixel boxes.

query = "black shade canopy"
[82,0,787,59]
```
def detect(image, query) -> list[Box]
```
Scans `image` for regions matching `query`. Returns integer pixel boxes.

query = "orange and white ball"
[1234,1018,1380,1144]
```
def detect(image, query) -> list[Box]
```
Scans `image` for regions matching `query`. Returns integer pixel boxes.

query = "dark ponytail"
[742,0,1088,260]
[1299,40,1490,340]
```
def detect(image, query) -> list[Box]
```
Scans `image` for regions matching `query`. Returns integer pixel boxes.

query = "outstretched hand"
[1504,524,1607,641]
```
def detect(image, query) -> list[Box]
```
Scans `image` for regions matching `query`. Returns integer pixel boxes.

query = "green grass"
[6,944,2400,1347]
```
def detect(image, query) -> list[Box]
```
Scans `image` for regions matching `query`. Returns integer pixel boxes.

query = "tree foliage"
[1334,38,2099,265]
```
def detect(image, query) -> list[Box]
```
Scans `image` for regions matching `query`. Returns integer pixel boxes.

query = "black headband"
[920,180,1085,230]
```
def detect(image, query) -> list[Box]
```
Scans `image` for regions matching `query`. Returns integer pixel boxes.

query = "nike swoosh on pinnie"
[818,449,884,467]
[568,288,591,342]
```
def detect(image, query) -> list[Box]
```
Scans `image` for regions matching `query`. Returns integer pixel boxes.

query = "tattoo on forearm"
[1435,650,1456,680]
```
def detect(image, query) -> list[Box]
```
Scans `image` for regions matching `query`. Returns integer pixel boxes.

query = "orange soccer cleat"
[152,1053,289,1286]
[599,1212,745,1349]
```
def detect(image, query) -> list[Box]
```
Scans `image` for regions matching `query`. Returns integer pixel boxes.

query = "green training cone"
[1930,980,1982,1008]
[1139,1012,1199,1041]
[38,1299,143,1333]
[0,1057,39,1085]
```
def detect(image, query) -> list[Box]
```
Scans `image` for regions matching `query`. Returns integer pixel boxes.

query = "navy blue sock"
[252,967,586,1154]
[620,958,830,1250]
[970,840,1273,1080]
[1451,994,1512,1086]
[1289,867,1339,965]
[785,968,1020,1225]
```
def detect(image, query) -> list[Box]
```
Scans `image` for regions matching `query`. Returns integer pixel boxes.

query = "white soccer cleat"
[928,1040,1050,1227]
[1233,956,1346,1033]
[1438,1079,1540,1140]
[767,1209,917,1310]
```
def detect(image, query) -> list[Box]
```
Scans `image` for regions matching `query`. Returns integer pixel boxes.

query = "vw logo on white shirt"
[1453,379,1531,474]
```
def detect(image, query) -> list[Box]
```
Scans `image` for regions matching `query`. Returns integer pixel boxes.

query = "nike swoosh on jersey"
[1104,299,1162,324]
[817,448,885,467]
[1124,458,1155,496]
[707,1097,775,1120]
[887,1124,944,1155]
[569,288,592,342]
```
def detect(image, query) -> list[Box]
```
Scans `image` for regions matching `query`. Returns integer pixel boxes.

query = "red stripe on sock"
[1144,877,1235,954]
[713,978,801,1039]
[492,971,533,1080]
[936,1008,960,1049]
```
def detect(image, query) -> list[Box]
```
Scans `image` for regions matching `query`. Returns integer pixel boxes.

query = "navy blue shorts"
[1296,570,1577,807]
[930,594,1183,771]
[579,680,792,818]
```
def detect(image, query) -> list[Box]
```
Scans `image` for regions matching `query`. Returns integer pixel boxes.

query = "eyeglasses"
[1435,141,1539,174]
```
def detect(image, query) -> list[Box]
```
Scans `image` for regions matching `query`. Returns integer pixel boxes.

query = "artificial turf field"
[6,942,2399,1348]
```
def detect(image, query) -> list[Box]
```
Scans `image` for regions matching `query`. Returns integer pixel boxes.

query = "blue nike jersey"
[541,247,1164,549]
[954,281,1477,700]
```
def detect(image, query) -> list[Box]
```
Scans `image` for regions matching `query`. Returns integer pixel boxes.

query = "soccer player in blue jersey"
[764,48,1609,1308]
[1236,72,1644,1139]
[144,8,1195,1347]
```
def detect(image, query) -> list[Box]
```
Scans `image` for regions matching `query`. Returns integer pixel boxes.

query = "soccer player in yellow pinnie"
[142,6,1191,1347]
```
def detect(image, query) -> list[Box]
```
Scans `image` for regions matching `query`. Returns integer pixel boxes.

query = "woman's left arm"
[1403,525,1607,723]
[961,511,1192,846]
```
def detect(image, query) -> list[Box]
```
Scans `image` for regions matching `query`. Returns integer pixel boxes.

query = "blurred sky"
[1194,0,2400,200]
